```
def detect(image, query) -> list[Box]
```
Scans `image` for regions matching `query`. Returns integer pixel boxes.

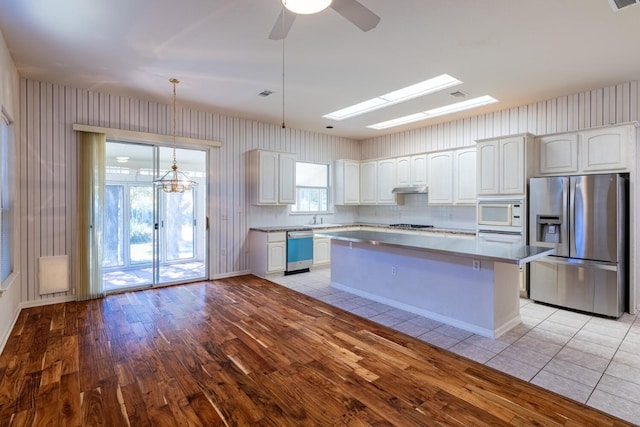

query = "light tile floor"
[270,267,640,425]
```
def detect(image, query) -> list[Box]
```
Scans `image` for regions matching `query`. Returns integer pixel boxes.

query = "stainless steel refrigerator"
[529,173,628,317]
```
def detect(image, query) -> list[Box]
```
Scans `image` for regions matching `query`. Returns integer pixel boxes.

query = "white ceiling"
[1,0,640,140]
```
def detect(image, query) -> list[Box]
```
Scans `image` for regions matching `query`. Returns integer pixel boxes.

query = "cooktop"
[388,224,435,229]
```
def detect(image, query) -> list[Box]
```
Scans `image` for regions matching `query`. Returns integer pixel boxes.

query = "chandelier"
[282,0,332,14]
[154,78,196,193]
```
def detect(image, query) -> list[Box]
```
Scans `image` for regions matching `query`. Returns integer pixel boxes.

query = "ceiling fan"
[269,0,381,40]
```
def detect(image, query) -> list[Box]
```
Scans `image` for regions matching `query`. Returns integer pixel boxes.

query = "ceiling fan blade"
[268,8,297,40]
[330,0,380,32]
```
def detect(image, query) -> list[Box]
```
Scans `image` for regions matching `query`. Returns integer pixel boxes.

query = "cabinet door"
[278,152,296,204]
[377,158,396,204]
[313,238,331,265]
[411,154,428,186]
[255,150,279,204]
[427,152,453,205]
[335,159,360,205]
[500,137,525,194]
[476,141,499,195]
[454,148,476,204]
[537,134,578,175]
[396,156,411,186]
[580,126,630,172]
[267,242,286,272]
[360,161,377,204]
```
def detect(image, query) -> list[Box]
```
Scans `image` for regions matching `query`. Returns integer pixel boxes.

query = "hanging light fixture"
[154,78,196,193]
[282,0,332,15]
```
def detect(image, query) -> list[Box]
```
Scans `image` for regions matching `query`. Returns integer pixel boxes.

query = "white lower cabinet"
[313,238,331,266]
[267,241,286,272]
[249,230,286,278]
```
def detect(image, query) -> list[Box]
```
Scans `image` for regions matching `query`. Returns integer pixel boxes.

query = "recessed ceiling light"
[116,156,129,163]
[367,95,498,130]
[323,74,462,121]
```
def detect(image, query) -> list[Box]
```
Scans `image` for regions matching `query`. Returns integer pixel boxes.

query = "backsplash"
[357,194,476,230]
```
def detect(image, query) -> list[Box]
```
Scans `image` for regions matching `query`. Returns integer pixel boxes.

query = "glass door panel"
[156,146,207,286]
[103,142,207,292]
[103,185,124,268]
[164,189,195,261]
[103,142,155,292]
[129,185,154,264]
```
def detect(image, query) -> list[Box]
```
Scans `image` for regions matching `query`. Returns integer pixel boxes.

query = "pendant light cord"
[170,78,179,168]
[281,9,286,129]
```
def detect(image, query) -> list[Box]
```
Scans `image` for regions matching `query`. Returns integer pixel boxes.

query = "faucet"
[312,215,317,225]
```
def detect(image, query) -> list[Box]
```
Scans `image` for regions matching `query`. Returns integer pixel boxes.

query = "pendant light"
[154,78,196,193]
[282,0,332,15]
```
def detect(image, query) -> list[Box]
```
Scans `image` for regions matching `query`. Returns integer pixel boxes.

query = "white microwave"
[477,199,523,228]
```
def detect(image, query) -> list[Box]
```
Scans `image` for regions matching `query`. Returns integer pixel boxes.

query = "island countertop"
[315,229,554,266]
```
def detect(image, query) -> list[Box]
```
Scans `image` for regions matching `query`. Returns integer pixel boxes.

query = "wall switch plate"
[472,260,480,271]
[391,266,397,276]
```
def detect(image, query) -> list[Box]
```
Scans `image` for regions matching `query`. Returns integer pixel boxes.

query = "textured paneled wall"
[17,78,640,304]
[361,82,639,159]
[19,79,360,302]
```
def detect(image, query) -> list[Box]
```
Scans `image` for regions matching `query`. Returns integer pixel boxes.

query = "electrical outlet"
[472,260,480,271]
[391,266,397,276]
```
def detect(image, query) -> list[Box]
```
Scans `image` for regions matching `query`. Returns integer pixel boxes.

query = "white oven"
[477,198,524,229]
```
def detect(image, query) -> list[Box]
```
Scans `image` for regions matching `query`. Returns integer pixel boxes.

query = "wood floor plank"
[0,275,635,426]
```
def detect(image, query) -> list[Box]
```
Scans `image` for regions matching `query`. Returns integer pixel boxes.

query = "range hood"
[392,185,428,194]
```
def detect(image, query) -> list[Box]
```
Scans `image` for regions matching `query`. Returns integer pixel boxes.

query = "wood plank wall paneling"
[19,79,360,303]
[18,78,639,304]
[360,81,639,159]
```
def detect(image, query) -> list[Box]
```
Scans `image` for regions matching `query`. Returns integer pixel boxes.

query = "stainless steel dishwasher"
[286,229,313,275]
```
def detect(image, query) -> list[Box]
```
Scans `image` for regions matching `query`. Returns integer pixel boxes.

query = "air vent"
[608,0,639,11]
[258,90,274,97]
[449,90,468,98]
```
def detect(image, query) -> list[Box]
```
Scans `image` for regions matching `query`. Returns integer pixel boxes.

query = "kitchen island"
[314,230,554,338]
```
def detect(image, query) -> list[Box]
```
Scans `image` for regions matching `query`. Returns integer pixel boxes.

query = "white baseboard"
[211,270,251,280]
[20,295,76,309]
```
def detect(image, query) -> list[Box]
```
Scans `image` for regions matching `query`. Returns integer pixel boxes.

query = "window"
[291,162,329,213]
[1,112,15,284]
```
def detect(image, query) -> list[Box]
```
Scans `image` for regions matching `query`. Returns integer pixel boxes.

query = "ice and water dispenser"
[535,215,562,244]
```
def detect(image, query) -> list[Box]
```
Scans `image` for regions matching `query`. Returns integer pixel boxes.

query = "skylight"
[323,74,462,121]
[367,95,498,130]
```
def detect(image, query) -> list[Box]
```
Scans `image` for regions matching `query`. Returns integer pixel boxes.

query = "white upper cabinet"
[453,148,476,204]
[278,152,296,204]
[359,160,377,204]
[249,149,296,205]
[477,135,532,196]
[536,134,578,175]
[536,124,634,175]
[476,140,499,194]
[396,156,411,186]
[500,137,526,194]
[411,154,428,186]
[334,159,360,205]
[427,151,453,205]
[428,148,476,205]
[377,158,397,204]
[580,126,631,172]
[396,154,428,187]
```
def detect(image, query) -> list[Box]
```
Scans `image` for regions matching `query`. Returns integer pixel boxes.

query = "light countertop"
[250,223,476,236]
[314,229,554,266]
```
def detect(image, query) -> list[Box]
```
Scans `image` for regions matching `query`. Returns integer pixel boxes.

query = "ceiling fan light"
[282,0,332,15]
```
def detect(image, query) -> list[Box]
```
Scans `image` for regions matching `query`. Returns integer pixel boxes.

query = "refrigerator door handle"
[542,256,618,271]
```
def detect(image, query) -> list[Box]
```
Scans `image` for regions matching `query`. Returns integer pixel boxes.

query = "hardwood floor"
[0,275,633,426]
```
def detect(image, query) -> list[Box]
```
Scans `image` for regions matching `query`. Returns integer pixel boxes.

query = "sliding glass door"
[103,142,207,292]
